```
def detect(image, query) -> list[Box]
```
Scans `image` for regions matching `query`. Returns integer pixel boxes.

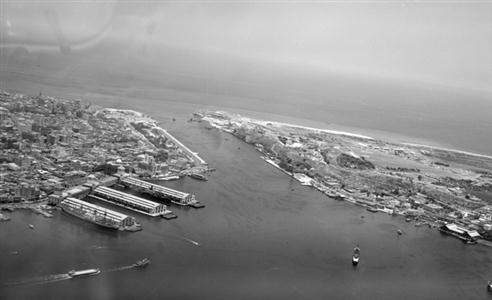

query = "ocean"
[0,43,491,155]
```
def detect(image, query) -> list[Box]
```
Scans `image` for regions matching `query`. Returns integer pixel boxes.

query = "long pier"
[119,176,204,208]
[92,186,172,216]
[161,129,207,166]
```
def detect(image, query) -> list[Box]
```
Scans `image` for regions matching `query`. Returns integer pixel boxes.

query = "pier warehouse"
[92,186,169,216]
[60,197,135,228]
[439,223,481,243]
[120,176,196,205]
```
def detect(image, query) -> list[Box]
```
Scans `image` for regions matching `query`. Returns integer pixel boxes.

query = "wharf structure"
[161,129,207,166]
[92,186,171,216]
[60,197,138,230]
[439,223,481,244]
[119,175,204,207]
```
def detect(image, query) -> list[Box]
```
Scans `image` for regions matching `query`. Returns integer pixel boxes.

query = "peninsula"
[197,110,492,243]
[0,90,208,227]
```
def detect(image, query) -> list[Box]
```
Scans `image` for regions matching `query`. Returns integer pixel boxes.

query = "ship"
[170,198,205,208]
[352,245,360,265]
[190,173,208,181]
[61,203,119,230]
[68,268,101,278]
[134,258,150,268]
[488,281,492,292]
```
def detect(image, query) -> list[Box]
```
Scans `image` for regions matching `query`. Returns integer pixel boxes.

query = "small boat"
[487,280,492,291]
[28,224,34,229]
[161,213,177,220]
[352,245,360,266]
[366,207,378,213]
[397,229,403,236]
[68,268,101,278]
[190,173,207,181]
[134,258,150,268]
[189,202,205,209]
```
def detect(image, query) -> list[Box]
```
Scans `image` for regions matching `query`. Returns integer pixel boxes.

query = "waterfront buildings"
[119,175,197,205]
[60,197,136,230]
[92,186,169,216]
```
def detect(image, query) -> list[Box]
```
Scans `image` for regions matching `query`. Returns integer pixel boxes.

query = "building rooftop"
[62,197,130,221]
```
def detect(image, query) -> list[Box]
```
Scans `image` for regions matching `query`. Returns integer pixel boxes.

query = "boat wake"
[4,273,71,287]
[104,264,136,273]
[5,263,143,287]
[89,245,108,250]
[181,237,200,247]
[146,229,201,247]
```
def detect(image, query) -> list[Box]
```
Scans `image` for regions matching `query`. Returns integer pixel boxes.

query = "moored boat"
[61,203,119,230]
[161,212,178,219]
[68,268,101,278]
[190,173,208,181]
[171,199,205,208]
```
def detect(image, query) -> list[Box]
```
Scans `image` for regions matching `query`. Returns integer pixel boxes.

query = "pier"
[161,129,207,166]
[60,197,137,230]
[92,186,172,217]
[119,176,204,207]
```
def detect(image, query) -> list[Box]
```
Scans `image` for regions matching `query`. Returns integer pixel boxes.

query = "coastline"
[253,119,374,140]
[209,109,492,160]
[215,107,492,157]
[2,71,490,157]
[402,142,492,160]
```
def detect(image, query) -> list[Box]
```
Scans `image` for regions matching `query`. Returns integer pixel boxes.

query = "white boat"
[134,258,150,268]
[488,280,492,292]
[68,268,101,278]
[352,245,360,265]
[28,224,34,229]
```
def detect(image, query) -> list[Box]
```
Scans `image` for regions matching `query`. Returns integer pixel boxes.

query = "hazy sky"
[2,1,492,93]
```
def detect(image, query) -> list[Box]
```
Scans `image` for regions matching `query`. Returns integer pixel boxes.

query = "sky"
[1,1,491,94]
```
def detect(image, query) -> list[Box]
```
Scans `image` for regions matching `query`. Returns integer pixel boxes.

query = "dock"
[91,186,173,216]
[119,176,204,208]
[160,129,207,166]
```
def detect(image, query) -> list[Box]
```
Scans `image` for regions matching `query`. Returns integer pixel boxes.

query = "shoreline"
[218,106,492,158]
[402,142,492,160]
[253,119,374,140]
[216,111,492,161]
[2,77,490,156]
